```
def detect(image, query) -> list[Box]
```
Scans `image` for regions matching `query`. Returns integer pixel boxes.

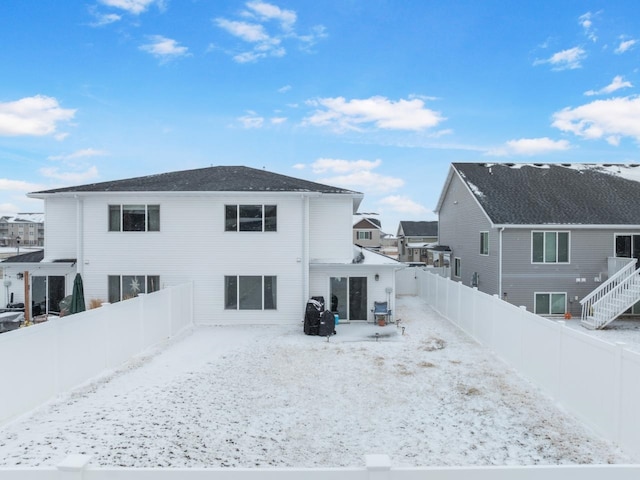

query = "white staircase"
[581,258,640,329]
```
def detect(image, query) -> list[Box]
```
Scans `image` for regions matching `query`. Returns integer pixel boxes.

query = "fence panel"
[620,351,640,455]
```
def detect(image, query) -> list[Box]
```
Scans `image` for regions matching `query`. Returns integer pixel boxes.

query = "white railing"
[585,271,640,329]
[395,268,640,463]
[609,256,633,278]
[580,258,637,327]
[0,282,194,426]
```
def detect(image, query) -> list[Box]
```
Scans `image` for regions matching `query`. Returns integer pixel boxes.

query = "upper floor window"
[225,205,277,232]
[480,231,489,255]
[357,231,372,240]
[109,205,160,232]
[532,231,569,263]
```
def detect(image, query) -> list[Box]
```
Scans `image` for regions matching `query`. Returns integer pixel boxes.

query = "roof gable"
[452,163,640,225]
[30,166,360,195]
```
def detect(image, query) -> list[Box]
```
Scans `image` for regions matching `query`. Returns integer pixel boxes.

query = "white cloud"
[270,116,287,124]
[237,111,264,128]
[585,75,633,96]
[615,38,637,54]
[0,178,45,192]
[88,7,122,26]
[0,95,76,137]
[278,85,292,93]
[139,36,190,62]
[378,195,430,215]
[578,12,597,42]
[292,163,305,170]
[47,148,108,161]
[486,138,571,156]
[245,1,296,31]
[39,166,99,183]
[533,46,586,70]
[552,96,640,144]
[309,158,404,194]
[303,96,445,132]
[311,158,382,174]
[215,2,326,63]
[98,0,161,15]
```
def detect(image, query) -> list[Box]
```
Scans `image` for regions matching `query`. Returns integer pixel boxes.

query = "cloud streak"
[533,46,586,70]
[303,96,445,132]
[486,138,571,156]
[139,35,190,62]
[585,76,632,96]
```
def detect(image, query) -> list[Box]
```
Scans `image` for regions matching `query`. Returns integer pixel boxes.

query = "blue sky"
[2,1,640,233]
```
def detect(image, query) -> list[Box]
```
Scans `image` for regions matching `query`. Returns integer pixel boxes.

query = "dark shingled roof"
[399,221,438,237]
[453,163,640,225]
[1,250,74,264]
[31,166,360,195]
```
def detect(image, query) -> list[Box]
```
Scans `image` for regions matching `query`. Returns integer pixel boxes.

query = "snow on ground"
[564,316,640,353]
[0,296,634,468]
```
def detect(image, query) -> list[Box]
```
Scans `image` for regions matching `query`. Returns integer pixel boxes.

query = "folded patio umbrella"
[69,273,86,315]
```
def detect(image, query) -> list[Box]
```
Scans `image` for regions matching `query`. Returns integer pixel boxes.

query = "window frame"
[108,274,160,303]
[453,257,461,278]
[531,231,570,264]
[224,275,277,310]
[534,292,567,315]
[224,204,277,232]
[480,231,489,256]
[108,204,160,232]
[357,231,372,240]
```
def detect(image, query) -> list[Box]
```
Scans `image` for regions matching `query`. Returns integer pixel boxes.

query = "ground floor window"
[453,257,461,278]
[31,275,66,315]
[534,292,566,315]
[224,275,277,310]
[330,276,368,321]
[108,275,160,303]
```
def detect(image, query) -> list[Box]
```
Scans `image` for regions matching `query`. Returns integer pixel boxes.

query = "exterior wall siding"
[78,193,308,325]
[309,196,353,262]
[501,228,637,317]
[438,173,499,294]
[43,198,77,262]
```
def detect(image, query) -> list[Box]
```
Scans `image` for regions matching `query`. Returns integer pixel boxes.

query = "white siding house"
[6,166,402,325]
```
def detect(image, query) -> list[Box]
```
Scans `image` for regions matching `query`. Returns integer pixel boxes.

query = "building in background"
[0,214,45,247]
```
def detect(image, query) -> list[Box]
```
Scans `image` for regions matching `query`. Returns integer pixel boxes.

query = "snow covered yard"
[0,296,633,468]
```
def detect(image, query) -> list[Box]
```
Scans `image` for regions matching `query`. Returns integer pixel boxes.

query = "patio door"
[32,275,66,315]
[330,276,368,321]
[615,234,640,314]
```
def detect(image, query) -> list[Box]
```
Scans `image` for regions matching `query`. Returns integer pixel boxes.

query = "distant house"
[353,215,383,249]
[0,213,44,247]
[435,162,640,328]
[3,166,403,324]
[396,221,438,264]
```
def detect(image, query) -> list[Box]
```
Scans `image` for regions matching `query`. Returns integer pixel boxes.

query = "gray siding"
[501,228,638,316]
[438,173,499,294]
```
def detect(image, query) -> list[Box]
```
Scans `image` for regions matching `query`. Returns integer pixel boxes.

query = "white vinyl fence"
[0,282,193,426]
[2,453,640,480]
[397,267,640,461]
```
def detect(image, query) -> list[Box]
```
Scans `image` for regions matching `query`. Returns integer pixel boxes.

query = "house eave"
[492,224,640,230]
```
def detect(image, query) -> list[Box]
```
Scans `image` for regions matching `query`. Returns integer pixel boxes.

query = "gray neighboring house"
[397,221,438,264]
[435,162,640,328]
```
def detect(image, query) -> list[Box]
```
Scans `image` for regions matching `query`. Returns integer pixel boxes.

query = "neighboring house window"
[532,231,569,263]
[453,257,461,278]
[357,231,372,240]
[225,205,277,232]
[109,205,160,232]
[225,275,277,310]
[480,231,489,255]
[108,275,160,303]
[534,292,566,315]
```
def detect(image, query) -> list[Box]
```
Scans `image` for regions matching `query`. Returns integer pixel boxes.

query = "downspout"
[76,195,84,276]
[302,195,310,309]
[498,227,504,299]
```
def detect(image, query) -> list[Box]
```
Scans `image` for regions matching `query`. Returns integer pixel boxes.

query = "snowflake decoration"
[129,277,141,294]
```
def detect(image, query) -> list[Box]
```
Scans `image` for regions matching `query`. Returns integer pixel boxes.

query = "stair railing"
[580,258,636,324]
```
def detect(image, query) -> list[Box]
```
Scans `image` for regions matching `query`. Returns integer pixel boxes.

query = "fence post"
[138,293,146,350]
[365,454,391,480]
[556,320,566,404]
[57,454,91,480]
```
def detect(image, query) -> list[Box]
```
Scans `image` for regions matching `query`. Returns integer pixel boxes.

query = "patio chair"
[372,301,392,325]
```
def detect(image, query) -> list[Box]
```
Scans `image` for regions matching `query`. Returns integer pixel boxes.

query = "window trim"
[531,231,570,264]
[108,274,160,303]
[453,257,461,278]
[224,275,277,310]
[224,204,277,232]
[480,231,489,256]
[108,204,160,232]
[534,292,567,315]
[356,231,372,240]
